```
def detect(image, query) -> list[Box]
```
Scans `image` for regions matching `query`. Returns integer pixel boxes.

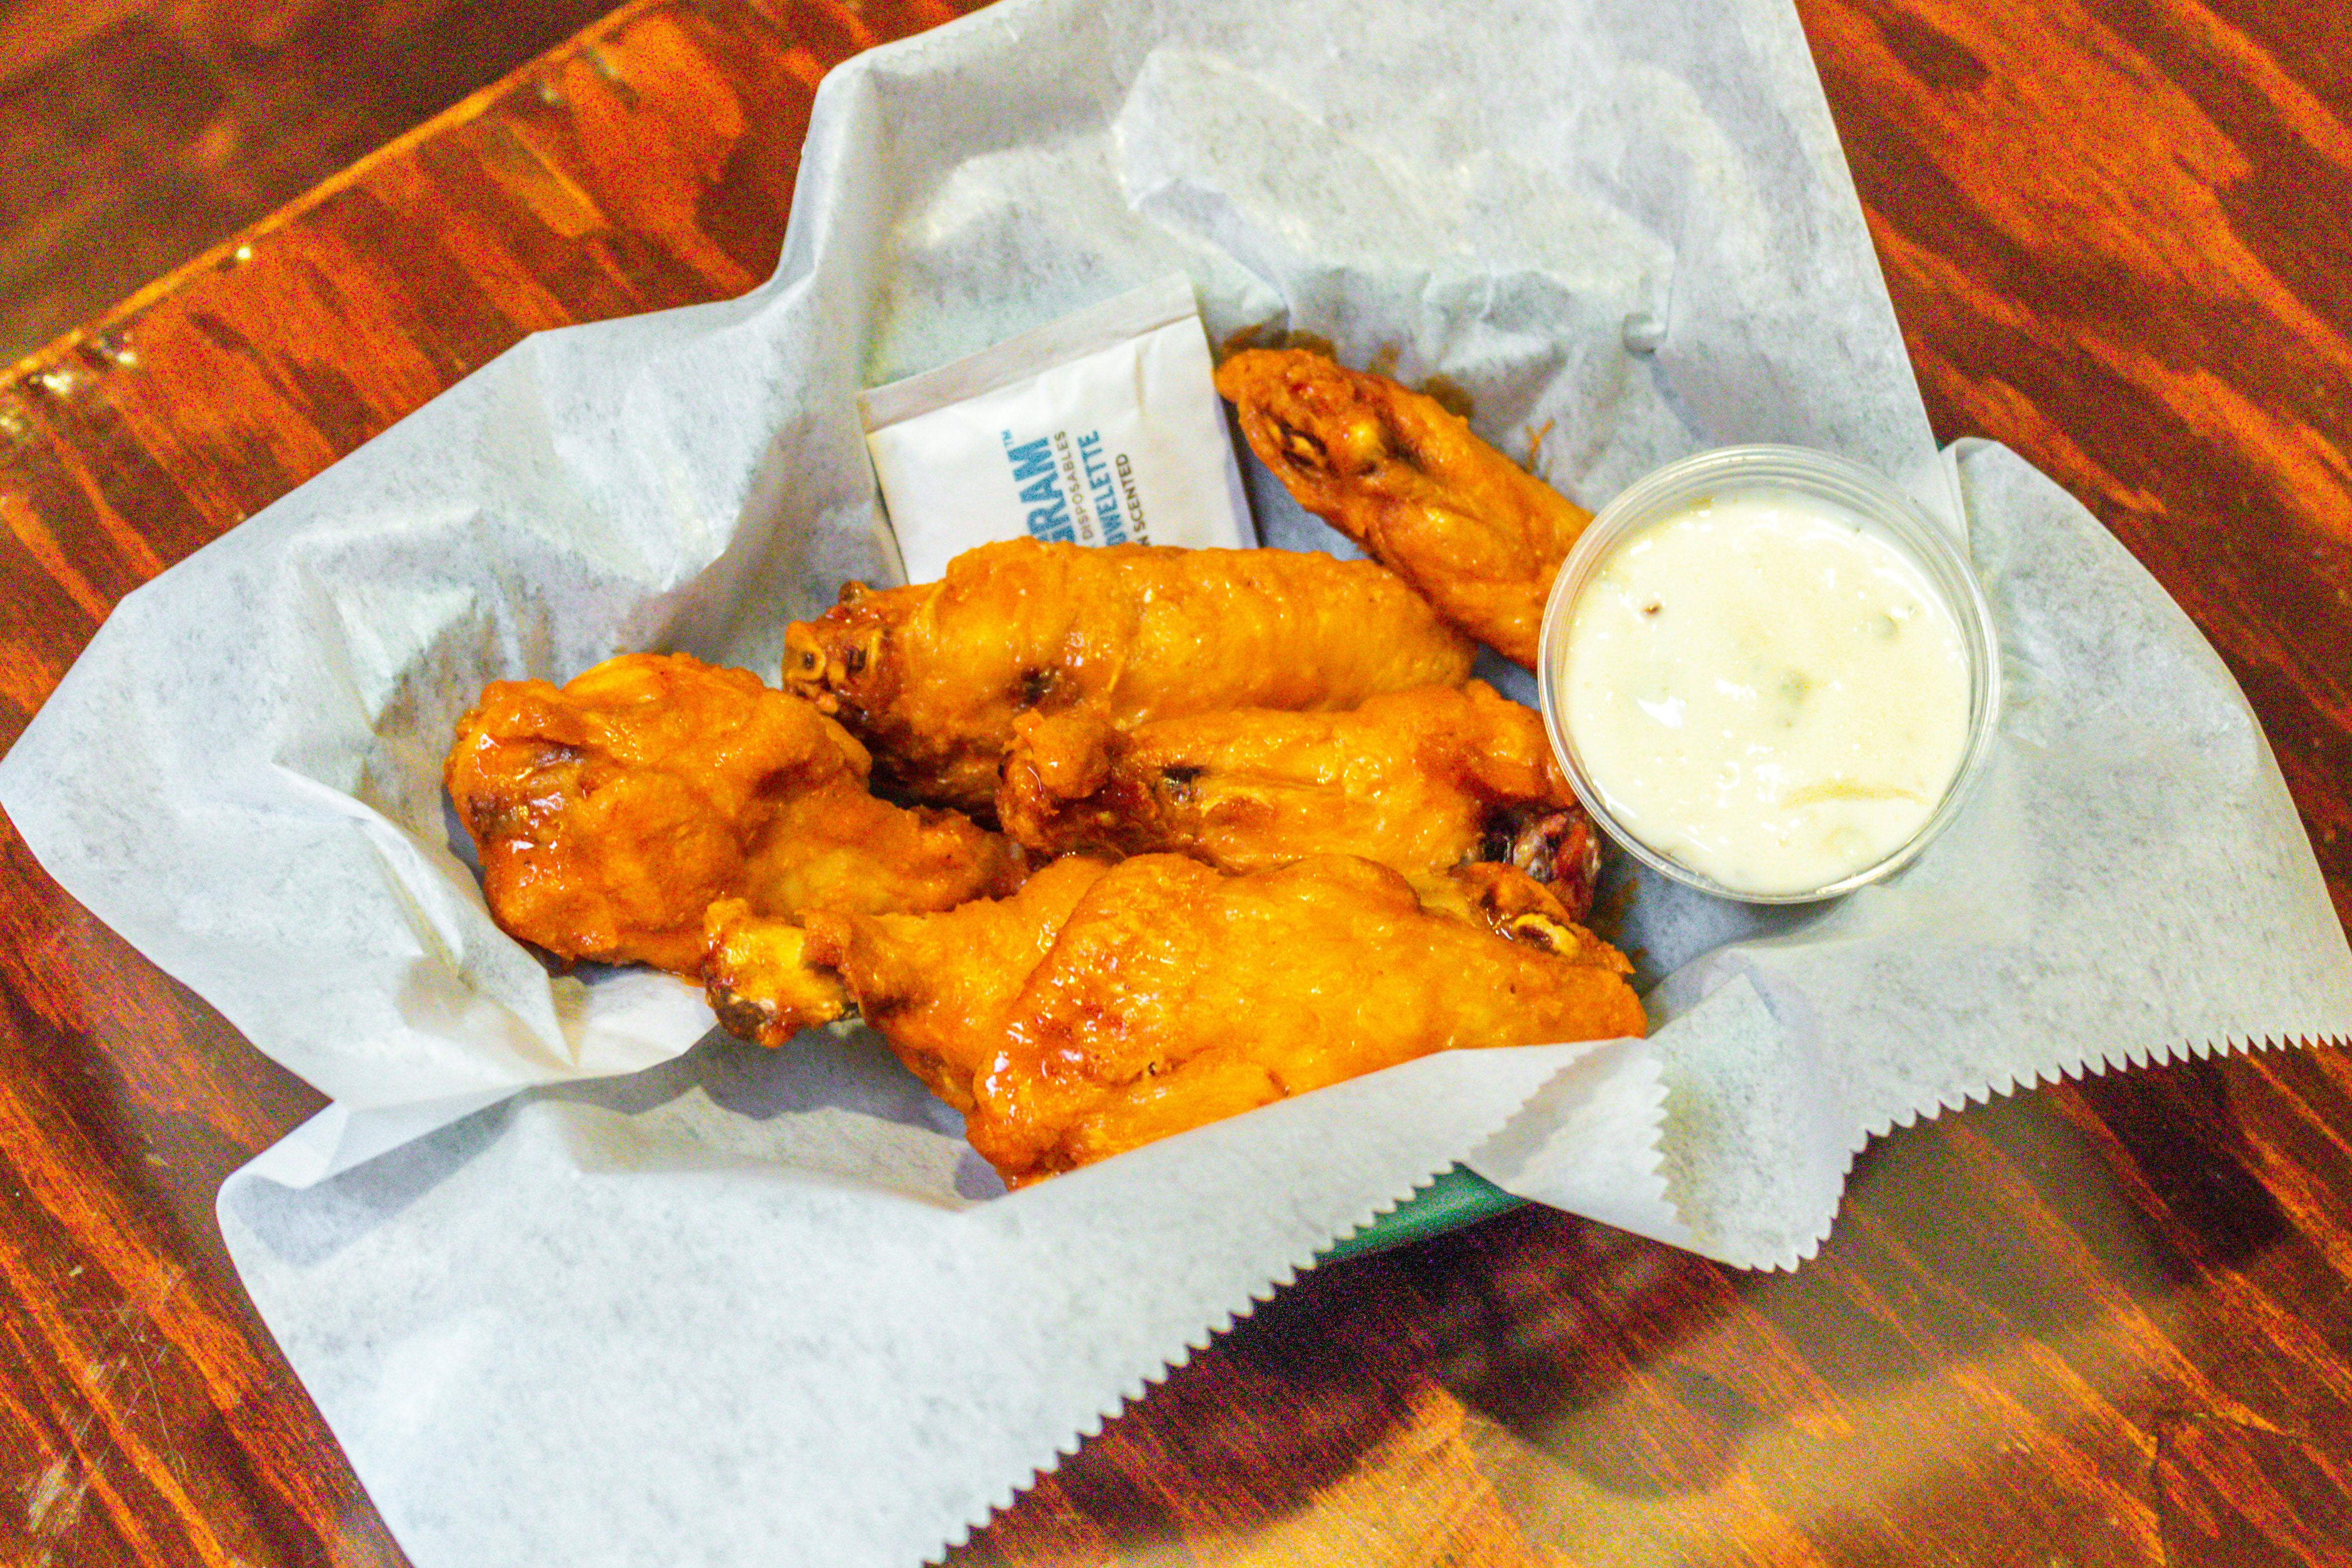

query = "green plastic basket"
[1317,1165,1523,1263]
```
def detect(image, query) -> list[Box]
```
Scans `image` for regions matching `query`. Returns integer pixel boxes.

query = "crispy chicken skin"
[699,900,856,1043]
[705,855,1643,1186]
[704,856,1115,1067]
[445,652,1026,976]
[1216,348,1594,668]
[996,682,1603,917]
[782,538,1477,812]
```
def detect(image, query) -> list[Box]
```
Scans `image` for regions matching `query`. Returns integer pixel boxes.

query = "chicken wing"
[445,652,1026,976]
[996,682,1602,917]
[1216,348,1594,667]
[704,854,1643,1186]
[703,855,1116,1076]
[783,538,1476,812]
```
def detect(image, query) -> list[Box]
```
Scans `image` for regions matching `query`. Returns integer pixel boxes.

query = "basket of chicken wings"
[444,348,1644,1192]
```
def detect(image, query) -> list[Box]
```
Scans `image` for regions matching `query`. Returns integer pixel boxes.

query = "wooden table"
[3,0,2346,1562]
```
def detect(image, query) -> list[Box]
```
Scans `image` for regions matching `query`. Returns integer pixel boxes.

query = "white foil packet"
[860,274,1253,581]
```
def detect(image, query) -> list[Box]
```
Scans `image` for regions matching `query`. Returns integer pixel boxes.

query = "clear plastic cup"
[1537,445,2002,904]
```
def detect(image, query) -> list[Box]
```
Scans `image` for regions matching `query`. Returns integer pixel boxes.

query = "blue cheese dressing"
[1558,491,1973,896]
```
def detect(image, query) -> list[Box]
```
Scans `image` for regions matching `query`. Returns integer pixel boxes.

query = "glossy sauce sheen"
[1559,492,1971,895]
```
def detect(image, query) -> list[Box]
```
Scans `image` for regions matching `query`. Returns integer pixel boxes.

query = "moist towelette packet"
[860,274,1254,581]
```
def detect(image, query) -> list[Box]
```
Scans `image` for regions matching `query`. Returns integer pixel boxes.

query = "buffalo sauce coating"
[782,539,1476,812]
[444,652,1024,975]
[800,854,1643,1186]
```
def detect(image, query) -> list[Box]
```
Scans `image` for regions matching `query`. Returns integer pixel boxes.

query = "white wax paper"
[3,0,2347,1562]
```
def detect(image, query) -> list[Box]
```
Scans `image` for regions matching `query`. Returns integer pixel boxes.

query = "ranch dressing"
[1558,490,1972,897]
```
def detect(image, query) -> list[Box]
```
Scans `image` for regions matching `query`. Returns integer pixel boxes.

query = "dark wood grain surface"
[0,0,622,363]
[2,0,2347,1564]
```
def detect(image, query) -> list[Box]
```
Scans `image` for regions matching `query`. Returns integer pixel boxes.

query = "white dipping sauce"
[1558,490,1972,896]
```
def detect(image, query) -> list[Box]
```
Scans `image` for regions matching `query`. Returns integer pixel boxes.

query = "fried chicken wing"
[1216,348,1595,668]
[782,538,1476,812]
[705,854,1643,1185]
[996,682,1602,916]
[445,652,1025,976]
[698,905,855,1043]
[704,855,1116,1071]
